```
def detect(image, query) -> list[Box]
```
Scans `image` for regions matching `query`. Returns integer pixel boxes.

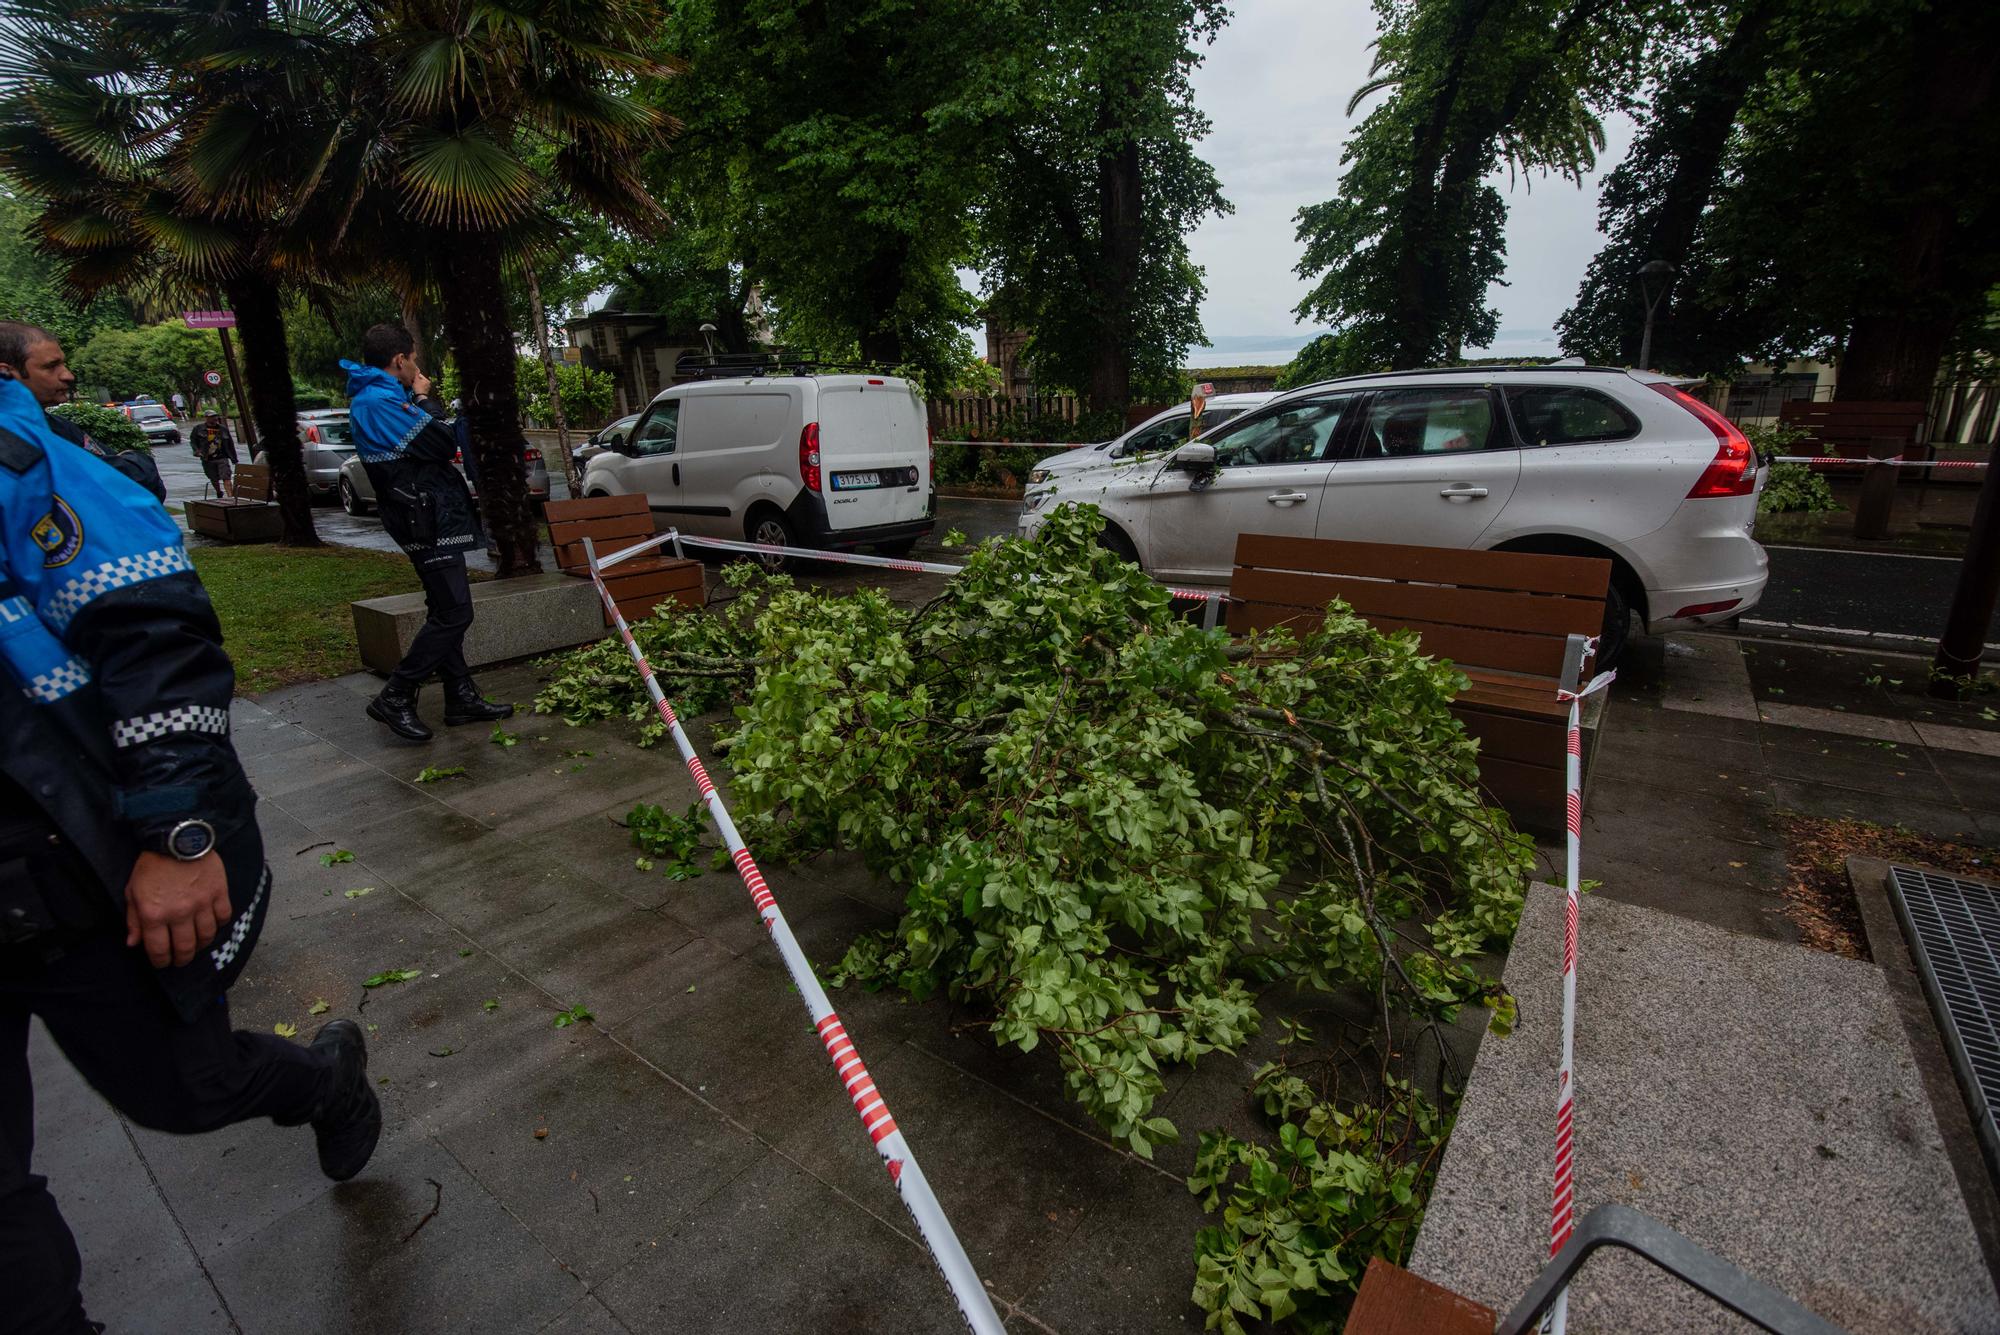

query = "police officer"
[0,373,380,1335]
[342,324,511,741]
[0,322,165,502]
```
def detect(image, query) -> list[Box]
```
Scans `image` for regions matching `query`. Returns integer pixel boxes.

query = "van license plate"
[832,471,881,490]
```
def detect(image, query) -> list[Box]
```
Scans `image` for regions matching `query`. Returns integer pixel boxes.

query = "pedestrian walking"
[0,322,164,501]
[170,390,185,417]
[0,373,380,1335]
[190,412,236,496]
[342,324,512,741]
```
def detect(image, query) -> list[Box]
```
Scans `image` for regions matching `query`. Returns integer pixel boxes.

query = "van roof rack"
[684,352,893,380]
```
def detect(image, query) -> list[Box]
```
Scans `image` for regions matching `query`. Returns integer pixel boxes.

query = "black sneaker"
[310,1019,382,1181]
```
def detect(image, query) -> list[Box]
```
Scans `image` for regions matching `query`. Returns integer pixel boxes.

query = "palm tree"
[353,0,672,576]
[0,0,363,546]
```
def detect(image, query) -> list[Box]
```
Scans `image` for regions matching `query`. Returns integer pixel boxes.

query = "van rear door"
[814,381,928,533]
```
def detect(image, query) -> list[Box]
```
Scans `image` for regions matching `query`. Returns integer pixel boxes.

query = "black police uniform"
[0,378,336,1335]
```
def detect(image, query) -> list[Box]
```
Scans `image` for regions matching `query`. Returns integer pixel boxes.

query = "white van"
[580,373,934,562]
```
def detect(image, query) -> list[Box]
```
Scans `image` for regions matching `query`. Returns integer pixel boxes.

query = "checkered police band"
[23,655,91,703]
[44,545,193,632]
[111,704,231,749]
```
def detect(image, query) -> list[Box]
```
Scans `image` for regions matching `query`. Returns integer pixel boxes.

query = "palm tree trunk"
[222,275,319,546]
[440,233,542,577]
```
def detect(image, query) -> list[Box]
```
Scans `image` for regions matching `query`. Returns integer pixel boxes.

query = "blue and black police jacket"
[0,377,265,1014]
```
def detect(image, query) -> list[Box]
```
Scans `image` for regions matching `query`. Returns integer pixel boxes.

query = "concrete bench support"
[351,571,607,675]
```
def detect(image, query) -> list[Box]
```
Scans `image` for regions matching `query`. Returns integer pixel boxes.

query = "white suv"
[1018,366,1768,662]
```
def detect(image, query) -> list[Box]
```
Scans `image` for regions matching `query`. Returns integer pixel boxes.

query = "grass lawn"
[190,543,422,694]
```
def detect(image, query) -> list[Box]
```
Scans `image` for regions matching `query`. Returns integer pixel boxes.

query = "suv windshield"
[130,405,169,422]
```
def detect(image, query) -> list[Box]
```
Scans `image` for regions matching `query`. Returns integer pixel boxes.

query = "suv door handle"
[673,462,681,486]
[1267,490,1309,505]
[1439,484,1488,501]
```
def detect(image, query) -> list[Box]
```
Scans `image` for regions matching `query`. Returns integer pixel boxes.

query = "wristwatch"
[156,818,218,861]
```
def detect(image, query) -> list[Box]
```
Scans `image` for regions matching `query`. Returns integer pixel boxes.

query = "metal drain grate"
[1889,864,2000,1175]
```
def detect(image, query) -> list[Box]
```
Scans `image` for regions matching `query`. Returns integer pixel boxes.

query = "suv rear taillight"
[799,421,821,492]
[1649,382,1755,498]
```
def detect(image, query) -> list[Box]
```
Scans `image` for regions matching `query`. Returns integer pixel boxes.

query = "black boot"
[366,681,433,742]
[442,676,513,725]
[309,1020,382,1182]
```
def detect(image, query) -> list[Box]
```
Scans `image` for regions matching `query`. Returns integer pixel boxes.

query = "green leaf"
[273,1022,299,1038]
[414,765,469,784]
[553,1004,594,1029]
[363,968,423,988]
[308,999,330,1016]
[482,998,500,1012]
[319,850,355,867]
[491,727,520,747]
[344,886,374,900]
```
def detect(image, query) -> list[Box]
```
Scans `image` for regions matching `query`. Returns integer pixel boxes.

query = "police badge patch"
[32,495,84,567]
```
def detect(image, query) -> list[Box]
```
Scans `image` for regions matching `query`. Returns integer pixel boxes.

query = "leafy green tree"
[1294,0,1677,370]
[70,322,222,408]
[1561,0,2000,397]
[977,0,1230,411]
[0,0,349,544]
[49,400,148,452]
[285,286,405,399]
[654,0,990,382]
[0,189,134,352]
[515,357,614,428]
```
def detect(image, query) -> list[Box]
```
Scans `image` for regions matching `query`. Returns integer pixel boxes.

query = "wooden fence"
[927,394,1083,436]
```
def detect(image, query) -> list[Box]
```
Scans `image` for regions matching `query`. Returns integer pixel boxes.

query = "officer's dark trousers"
[1,934,334,1335]
[389,554,473,691]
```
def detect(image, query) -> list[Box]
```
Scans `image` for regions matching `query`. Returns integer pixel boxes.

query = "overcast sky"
[1184,0,1635,358]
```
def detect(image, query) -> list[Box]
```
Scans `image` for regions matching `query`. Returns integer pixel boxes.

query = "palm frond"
[396,126,540,229]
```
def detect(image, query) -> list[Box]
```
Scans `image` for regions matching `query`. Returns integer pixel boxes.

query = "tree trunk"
[439,233,542,577]
[222,275,319,546]
[1837,4,1998,403]
[1088,128,1143,413]
[523,266,578,497]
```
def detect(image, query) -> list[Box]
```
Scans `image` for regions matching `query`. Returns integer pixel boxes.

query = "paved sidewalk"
[34,661,1326,1335]
[1578,633,2000,945]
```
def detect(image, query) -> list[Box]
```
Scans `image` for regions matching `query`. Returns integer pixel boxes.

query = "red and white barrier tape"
[580,535,1005,1335]
[1770,455,1987,469]
[655,528,1233,603]
[1546,659,1616,1335]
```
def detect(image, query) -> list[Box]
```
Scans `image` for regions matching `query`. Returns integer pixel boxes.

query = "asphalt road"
[1754,543,1998,645]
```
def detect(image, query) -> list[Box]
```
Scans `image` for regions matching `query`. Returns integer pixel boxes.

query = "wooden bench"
[184,462,281,542]
[1343,1257,1495,1334]
[1226,534,1609,833]
[544,494,705,625]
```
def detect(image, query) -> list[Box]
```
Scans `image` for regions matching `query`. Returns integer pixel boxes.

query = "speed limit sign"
[203,370,222,387]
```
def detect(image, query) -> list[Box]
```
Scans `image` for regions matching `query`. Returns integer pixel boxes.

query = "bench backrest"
[1777,400,1927,455]
[1226,533,1609,682]
[544,494,655,572]
[231,462,272,502]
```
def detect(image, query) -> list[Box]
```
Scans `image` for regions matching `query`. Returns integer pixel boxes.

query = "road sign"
[561,345,582,363]
[183,310,237,330]
[203,369,223,387]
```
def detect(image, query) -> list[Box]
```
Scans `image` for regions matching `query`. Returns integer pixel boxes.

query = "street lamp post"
[1636,259,1676,371]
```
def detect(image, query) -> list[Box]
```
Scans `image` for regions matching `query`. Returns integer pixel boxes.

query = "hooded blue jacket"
[341,359,481,564]
[0,376,265,1016]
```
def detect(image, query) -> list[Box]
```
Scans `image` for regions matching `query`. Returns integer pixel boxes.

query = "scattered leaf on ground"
[1777,812,1997,958]
[634,857,654,872]
[684,985,696,994]
[482,998,499,1012]
[363,968,424,988]
[319,850,355,867]
[561,749,593,759]
[490,727,520,748]
[429,1047,455,1058]
[552,1004,594,1029]
[457,947,473,957]
[308,999,329,1015]
[273,1022,298,1038]
[344,886,374,900]
[414,765,469,784]
[534,1127,549,1139]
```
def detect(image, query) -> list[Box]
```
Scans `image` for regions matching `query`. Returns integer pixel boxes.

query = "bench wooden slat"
[1343,1258,1495,1335]
[545,494,648,522]
[1235,532,1611,598]
[1226,602,1570,678]
[604,564,704,601]
[1459,709,1570,765]
[1233,567,1603,637]
[547,513,655,547]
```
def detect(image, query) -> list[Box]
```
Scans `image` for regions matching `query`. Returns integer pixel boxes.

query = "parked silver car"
[575,412,640,464]
[338,434,551,516]
[249,410,355,501]
[120,401,181,448]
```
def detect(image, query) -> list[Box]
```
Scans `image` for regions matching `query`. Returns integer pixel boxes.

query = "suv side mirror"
[1170,442,1215,470]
